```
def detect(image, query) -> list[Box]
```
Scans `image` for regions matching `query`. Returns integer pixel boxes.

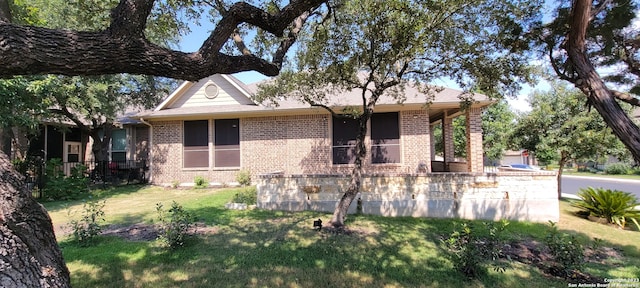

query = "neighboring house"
[24,112,150,178]
[136,74,491,185]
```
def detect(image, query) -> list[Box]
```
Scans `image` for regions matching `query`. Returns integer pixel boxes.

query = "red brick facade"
[148,110,434,185]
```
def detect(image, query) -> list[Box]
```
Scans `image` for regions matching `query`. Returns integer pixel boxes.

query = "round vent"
[204,84,219,99]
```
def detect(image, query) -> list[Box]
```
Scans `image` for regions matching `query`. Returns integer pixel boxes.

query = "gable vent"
[205,84,220,99]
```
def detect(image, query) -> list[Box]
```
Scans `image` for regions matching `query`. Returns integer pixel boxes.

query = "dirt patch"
[57,222,219,242]
[502,238,623,283]
[101,223,160,241]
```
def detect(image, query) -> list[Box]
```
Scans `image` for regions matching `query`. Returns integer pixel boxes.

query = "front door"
[64,141,81,175]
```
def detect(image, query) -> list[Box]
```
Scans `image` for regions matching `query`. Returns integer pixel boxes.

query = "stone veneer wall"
[150,110,431,185]
[257,172,559,223]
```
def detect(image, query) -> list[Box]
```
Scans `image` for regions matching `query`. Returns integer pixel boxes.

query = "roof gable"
[154,74,255,111]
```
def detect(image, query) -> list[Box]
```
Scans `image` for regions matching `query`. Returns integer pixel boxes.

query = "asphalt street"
[561,175,640,199]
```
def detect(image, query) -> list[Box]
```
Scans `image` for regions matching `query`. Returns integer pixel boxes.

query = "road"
[561,175,640,199]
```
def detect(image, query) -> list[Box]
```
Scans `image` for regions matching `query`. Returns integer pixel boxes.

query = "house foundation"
[257,172,559,223]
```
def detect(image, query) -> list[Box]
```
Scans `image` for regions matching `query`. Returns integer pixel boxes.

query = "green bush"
[42,159,89,201]
[193,176,208,189]
[156,201,196,249]
[544,222,584,276]
[604,163,630,175]
[69,199,106,246]
[443,220,510,278]
[235,169,251,186]
[231,186,257,205]
[572,187,640,230]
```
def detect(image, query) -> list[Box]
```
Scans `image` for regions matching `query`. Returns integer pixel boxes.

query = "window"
[111,129,127,162]
[371,112,400,164]
[332,116,359,164]
[184,120,209,168]
[214,119,240,167]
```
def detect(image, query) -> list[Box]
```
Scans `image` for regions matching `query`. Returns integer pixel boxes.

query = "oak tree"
[0,0,326,286]
[256,0,542,227]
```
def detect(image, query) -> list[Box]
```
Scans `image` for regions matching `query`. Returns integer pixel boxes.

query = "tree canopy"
[256,0,542,226]
[512,82,627,197]
[537,0,640,163]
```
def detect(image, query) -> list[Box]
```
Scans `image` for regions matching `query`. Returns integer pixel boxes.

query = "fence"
[24,159,148,199]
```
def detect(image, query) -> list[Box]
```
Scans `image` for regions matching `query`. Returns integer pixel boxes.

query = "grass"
[43,186,640,288]
[562,171,640,181]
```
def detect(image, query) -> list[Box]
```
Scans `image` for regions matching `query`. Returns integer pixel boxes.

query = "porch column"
[465,107,484,173]
[429,124,436,160]
[443,113,455,164]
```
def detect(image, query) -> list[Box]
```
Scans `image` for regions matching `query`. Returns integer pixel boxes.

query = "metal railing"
[24,159,148,198]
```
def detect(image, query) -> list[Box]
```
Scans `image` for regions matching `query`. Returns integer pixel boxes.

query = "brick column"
[443,114,455,164]
[465,107,484,173]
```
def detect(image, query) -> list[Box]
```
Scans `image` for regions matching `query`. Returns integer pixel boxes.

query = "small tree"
[511,82,627,197]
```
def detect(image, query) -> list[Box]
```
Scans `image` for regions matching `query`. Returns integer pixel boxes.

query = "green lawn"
[562,171,640,181]
[43,186,640,288]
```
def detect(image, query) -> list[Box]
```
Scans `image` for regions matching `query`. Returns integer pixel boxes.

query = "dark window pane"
[184,150,209,168]
[215,150,240,167]
[215,119,239,146]
[214,119,240,167]
[371,112,400,164]
[332,116,359,164]
[372,145,400,163]
[371,112,399,140]
[184,120,209,147]
[66,128,82,142]
[111,151,126,162]
[184,120,209,168]
[332,117,359,146]
[47,127,64,161]
[333,147,355,165]
[111,129,127,151]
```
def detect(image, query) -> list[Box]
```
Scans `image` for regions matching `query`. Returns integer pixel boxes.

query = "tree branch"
[612,90,640,106]
[0,0,327,80]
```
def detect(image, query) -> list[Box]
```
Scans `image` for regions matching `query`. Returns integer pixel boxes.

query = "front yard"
[43,185,640,288]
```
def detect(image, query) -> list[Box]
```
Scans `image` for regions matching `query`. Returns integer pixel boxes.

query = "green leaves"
[511,82,627,165]
[572,187,640,230]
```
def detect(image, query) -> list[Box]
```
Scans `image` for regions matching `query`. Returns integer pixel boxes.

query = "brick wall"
[466,107,483,173]
[150,110,433,185]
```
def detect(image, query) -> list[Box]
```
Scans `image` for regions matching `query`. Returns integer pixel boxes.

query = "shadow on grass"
[61,207,570,288]
[56,187,638,287]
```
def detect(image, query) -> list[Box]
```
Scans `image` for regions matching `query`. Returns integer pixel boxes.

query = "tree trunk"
[330,112,371,228]
[0,151,70,287]
[566,0,640,164]
[557,152,567,199]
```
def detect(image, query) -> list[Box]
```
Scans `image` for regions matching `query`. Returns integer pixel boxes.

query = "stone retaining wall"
[257,172,559,222]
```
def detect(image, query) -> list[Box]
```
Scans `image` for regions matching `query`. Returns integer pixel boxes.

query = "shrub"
[544,222,584,276]
[572,187,640,230]
[193,176,208,189]
[156,201,196,249]
[235,169,251,186]
[443,220,510,278]
[69,199,106,246]
[604,163,630,175]
[232,186,257,205]
[42,159,89,201]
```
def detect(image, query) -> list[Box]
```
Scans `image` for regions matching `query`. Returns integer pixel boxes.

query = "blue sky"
[177,18,539,112]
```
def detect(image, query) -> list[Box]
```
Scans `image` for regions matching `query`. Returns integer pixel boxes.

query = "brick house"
[137,74,490,185]
[137,74,559,222]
